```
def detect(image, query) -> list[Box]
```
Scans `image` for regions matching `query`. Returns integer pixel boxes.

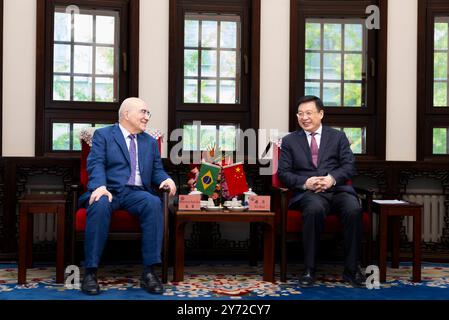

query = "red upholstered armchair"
[270,142,373,282]
[70,133,170,283]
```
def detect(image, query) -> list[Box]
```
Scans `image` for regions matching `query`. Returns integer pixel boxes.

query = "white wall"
[139,0,170,157]
[258,0,290,157]
[1,0,419,160]
[386,0,417,161]
[3,0,36,156]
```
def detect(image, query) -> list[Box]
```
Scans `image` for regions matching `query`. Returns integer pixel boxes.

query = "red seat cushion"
[286,209,370,234]
[76,139,161,234]
[75,208,141,232]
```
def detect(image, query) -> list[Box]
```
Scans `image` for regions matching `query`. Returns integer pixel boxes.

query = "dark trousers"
[293,191,362,272]
[84,186,163,268]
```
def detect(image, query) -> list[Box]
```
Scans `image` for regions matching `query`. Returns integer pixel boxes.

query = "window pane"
[434,82,447,106]
[201,50,217,77]
[95,123,110,128]
[220,21,237,48]
[323,24,341,51]
[434,22,448,50]
[219,125,236,151]
[53,75,70,100]
[344,83,362,107]
[332,127,366,154]
[344,24,363,51]
[220,51,236,77]
[95,77,114,102]
[219,80,236,103]
[96,47,114,75]
[74,14,93,43]
[184,49,198,76]
[304,19,367,108]
[184,79,198,103]
[323,53,341,80]
[201,80,217,103]
[185,20,199,47]
[434,52,447,80]
[74,76,92,101]
[305,23,321,50]
[54,12,71,41]
[54,44,71,73]
[53,9,119,104]
[323,82,340,106]
[200,125,216,150]
[344,54,362,80]
[433,128,448,154]
[344,127,364,154]
[201,21,217,47]
[74,45,93,74]
[305,82,320,97]
[73,123,92,150]
[183,124,198,151]
[305,53,320,80]
[96,16,115,44]
[52,123,70,150]
[183,15,240,105]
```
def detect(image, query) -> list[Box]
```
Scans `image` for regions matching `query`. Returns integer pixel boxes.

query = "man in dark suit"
[79,97,176,295]
[278,95,366,288]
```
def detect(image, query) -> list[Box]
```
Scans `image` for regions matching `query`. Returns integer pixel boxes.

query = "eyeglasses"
[297,111,319,118]
[139,109,152,118]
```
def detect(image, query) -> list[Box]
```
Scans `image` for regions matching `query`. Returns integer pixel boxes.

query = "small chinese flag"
[222,162,249,197]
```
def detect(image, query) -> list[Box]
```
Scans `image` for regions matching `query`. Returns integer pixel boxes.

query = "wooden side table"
[174,210,275,283]
[372,201,422,282]
[18,194,66,284]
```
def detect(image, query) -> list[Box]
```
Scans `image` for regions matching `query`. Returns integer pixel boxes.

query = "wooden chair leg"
[18,207,29,285]
[26,214,34,268]
[161,192,169,284]
[56,206,65,283]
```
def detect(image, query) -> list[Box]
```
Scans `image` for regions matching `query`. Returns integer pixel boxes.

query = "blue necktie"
[127,134,136,185]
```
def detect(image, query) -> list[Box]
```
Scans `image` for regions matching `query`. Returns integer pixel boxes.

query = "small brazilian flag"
[197,162,221,196]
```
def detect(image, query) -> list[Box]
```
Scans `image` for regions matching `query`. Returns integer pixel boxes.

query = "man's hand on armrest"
[89,186,113,205]
[159,178,177,197]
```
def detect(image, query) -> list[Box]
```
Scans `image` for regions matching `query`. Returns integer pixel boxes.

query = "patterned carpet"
[1,262,449,300]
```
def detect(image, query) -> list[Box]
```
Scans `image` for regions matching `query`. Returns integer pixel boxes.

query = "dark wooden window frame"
[290,0,387,160]
[35,0,139,157]
[168,0,260,155]
[417,0,449,161]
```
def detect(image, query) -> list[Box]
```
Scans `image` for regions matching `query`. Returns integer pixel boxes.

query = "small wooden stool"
[18,194,66,284]
[373,201,422,282]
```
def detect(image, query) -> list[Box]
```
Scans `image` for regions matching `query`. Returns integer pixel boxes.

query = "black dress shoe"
[81,272,100,295]
[298,268,316,288]
[141,270,164,294]
[343,267,367,288]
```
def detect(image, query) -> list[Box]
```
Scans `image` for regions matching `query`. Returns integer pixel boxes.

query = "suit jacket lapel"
[112,124,131,164]
[296,130,313,166]
[317,126,329,167]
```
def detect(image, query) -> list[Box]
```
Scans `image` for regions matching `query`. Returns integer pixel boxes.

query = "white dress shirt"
[304,124,322,148]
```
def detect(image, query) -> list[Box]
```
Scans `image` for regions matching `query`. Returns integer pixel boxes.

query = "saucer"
[204,206,223,211]
[227,206,248,212]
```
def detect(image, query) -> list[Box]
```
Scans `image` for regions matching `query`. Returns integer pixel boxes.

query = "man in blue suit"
[79,97,177,295]
[278,95,366,288]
